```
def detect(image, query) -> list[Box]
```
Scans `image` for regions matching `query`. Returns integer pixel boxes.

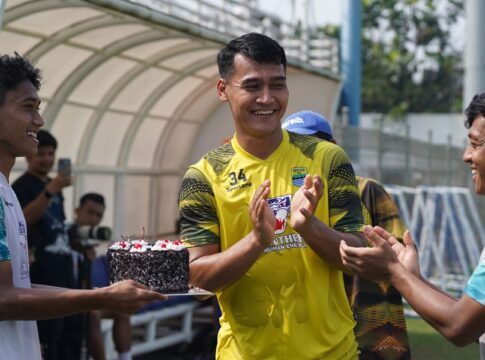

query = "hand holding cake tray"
[107,239,213,297]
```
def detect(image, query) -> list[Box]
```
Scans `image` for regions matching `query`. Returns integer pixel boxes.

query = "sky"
[257,0,464,52]
[258,0,342,27]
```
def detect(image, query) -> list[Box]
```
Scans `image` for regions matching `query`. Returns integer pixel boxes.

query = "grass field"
[136,316,480,360]
[406,317,479,359]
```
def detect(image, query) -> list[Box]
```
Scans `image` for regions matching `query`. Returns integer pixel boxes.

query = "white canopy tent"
[1,0,341,239]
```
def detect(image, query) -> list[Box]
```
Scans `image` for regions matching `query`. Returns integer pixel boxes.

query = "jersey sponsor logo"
[291,167,307,187]
[19,237,30,279]
[226,168,252,192]
[267,195,291,235]
[263,233,306,254]
[3,200,14,207]
[20,262,29,279]
[18,221,26,236]
[282,116,304,128]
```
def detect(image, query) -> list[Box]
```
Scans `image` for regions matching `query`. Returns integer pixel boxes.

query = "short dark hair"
[314,131,334,142]
[79,192,105,208]
[464,93,485,129]
[37,129,57,150]
[0,53,42,106]
[217,32,287,79]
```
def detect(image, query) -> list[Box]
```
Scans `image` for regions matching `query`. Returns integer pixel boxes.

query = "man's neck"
[235,131,283,160]
[27,169,48,182]
[0,155,16,182]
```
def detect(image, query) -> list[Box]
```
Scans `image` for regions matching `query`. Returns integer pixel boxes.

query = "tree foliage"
[361,0,464,116]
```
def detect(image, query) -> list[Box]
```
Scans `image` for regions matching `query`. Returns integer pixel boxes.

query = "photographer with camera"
[73,193,133,360]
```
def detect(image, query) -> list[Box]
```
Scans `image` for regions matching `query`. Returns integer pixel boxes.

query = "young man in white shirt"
[0,53,166,360]
[340,93,485,357]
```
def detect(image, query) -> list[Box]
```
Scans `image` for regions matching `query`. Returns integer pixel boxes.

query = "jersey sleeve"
[359,178,407,241]
[464,259,485,306]
[178,167,220,248]
[0,199,10,261]
[326,147,364,233]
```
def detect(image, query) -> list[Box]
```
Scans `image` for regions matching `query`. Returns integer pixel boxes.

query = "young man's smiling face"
[463,115,485,195]
[0,80,43,160]
[217,54,289,140]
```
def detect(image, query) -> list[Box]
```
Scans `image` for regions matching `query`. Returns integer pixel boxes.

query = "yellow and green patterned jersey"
[179,130,365,360]
[352,177,411,359]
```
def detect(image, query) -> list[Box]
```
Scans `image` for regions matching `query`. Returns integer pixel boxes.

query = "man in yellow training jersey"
[178,33,366,359]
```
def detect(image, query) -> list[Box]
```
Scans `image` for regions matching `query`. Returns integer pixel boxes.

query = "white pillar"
[0,0,6,30]
[464,0,485,105]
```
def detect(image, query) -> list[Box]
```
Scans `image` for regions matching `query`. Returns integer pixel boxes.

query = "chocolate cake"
[107,239,190,293]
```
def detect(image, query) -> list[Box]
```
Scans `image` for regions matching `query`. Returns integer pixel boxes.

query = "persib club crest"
[291,167,307,187]
[267,195,291,235]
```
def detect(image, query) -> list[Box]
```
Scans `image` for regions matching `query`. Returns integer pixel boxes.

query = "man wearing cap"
[283,110,411,360]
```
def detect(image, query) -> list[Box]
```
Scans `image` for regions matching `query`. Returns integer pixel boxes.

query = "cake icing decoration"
[109,240,131,250]
[129,240,148,252]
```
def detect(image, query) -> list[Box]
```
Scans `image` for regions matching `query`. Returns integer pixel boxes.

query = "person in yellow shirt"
[179,33,366,359]
[283,111,411,359]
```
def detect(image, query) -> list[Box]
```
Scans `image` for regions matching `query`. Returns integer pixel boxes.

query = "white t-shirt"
[465,247,485,360]
[478,248,485,360]
[0,172,42,360]
[480,248,485,360]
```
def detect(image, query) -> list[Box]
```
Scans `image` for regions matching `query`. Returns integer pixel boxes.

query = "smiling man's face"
[463,115,485,195]
[0,80,43,160]
[217,54,289,140]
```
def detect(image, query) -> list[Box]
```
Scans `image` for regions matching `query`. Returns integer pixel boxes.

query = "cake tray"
[162,287,214,297]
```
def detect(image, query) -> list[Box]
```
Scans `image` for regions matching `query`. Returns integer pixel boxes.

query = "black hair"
[0,52,42,106]
[37,129,57,150]
[464,93,485,129]
[80,192,105,208]
[314,131,334,142]
[217,32,287,79]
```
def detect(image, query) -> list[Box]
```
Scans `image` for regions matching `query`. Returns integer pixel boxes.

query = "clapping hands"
[249,180,276,247]
[290,175,323,233]
[339,225,420,281]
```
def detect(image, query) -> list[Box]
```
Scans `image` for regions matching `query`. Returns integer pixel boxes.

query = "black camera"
[67,224,112,248]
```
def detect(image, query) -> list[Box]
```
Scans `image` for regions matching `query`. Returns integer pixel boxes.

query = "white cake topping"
[151,239,170,251]
[171,239,185,250]
[152,239,185,251]
[129,240,148,252]
[109,240,131,250]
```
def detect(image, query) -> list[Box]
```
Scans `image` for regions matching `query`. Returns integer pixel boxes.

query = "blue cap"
[282,110,333,138]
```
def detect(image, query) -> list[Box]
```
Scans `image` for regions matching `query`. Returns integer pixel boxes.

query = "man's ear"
[217,78,228,101]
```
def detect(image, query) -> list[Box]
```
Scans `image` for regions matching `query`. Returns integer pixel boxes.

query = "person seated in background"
[340,93,485,356]
[282,110,411,359]
[74,193,132,360]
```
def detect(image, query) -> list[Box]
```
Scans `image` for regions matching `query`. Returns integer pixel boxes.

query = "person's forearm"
[189,233,267,292]
[22,193,50,225]
[418,276,457,301]
[296,217,365,271]
[389,264,462,340]
[32,283,69,290]
[0,286,109,320]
